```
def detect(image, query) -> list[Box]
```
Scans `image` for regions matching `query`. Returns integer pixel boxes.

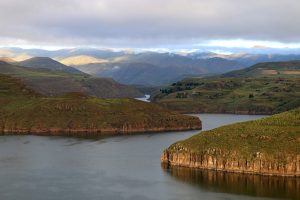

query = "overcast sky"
[0,0,299,50]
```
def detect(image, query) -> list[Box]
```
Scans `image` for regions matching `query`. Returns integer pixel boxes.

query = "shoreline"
[161,150,300,177]
[161,163,300,178]
[165,109,274,115]
[0,124,202,136]
[160,108,300,177]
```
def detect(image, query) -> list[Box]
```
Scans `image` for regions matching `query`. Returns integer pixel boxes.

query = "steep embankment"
[0,74,201,135]
[161,108,300,176]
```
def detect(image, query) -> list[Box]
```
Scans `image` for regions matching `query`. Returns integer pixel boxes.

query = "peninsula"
[161,108,300,176]
[0,74,201,135]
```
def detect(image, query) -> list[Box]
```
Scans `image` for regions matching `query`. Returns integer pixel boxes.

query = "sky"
[0,0,300,51]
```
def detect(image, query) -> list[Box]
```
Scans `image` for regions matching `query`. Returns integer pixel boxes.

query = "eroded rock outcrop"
[161,147,300,177]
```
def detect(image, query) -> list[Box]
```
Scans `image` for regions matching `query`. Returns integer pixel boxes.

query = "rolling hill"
[153,61,300,114]
[71,53,245,86]
[19,57,84,74]
[0,56,16,63]
[3,47,300,86]
[0,61,143,98]
[222,60,300,77]
[59,55,108,66]
[0,74,201,135]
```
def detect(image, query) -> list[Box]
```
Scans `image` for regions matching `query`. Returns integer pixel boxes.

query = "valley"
[1,1,300,200]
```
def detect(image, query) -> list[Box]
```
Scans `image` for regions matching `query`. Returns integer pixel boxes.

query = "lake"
[135,94,150,102]
[0,114,298,200]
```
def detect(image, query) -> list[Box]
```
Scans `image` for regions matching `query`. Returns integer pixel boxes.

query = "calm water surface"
[135,94,150,102]
[0,114,298,200]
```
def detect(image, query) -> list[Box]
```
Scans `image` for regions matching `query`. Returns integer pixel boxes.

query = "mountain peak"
[19,57,84,74]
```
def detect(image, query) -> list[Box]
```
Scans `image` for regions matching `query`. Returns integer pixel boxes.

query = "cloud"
[0,0,299,48]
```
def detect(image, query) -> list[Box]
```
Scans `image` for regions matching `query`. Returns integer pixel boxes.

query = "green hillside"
[222,60,300,77]
[0,74,201,135]
[0,61,143,98]
[167,107,300,155]
[19,57,84,74]
[153,61,300,114]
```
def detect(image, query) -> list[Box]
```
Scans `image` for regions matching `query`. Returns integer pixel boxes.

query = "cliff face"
[0,118,201,136]
[161,108,300,177]
[161,149,300,177]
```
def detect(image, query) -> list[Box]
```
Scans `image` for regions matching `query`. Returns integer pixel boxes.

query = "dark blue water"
[1,114,296,200]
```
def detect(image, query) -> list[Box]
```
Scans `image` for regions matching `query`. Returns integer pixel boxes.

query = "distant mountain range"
[185,51,300,64]
[1,47,300,86]
[71,54,244,85]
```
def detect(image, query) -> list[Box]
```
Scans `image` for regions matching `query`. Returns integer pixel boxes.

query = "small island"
[161,108,300,176]
[0,74,201,135]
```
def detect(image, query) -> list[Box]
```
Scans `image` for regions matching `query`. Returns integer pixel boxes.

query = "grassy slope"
[0,60,88,79]
[0,74,201,135]
[19,57,84,74]
[167,107,300,159]
[154,77,300,114]
[154,61,300,114]
[222,60,300,77]
[0,61,143,98]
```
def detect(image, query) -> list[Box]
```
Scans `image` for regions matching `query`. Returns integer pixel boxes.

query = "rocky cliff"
[161,149,300,177]
[161,108,300,177]
[1,117,201,136]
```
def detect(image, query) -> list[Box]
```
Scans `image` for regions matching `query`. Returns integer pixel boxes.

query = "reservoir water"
[135,94,150,102]
[0,114,298,200]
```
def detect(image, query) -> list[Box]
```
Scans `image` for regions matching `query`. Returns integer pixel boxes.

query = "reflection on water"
[162,165,300,200]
